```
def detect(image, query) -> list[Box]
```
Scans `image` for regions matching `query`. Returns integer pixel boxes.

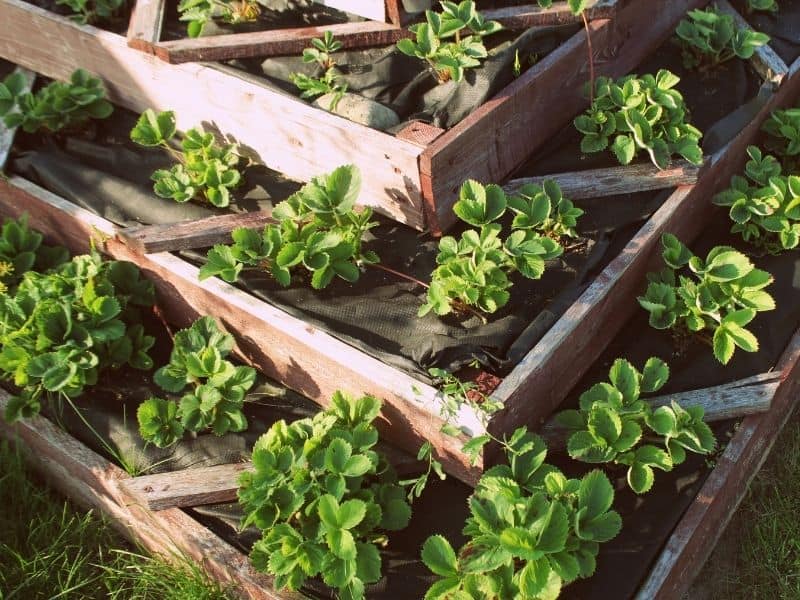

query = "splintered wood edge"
[118,210,277,254]
[483,0,617,28]
[502,159,706,200]
[716,0,789,85]
[126,0,165,51]
[0,66,35,170]
[0,390,303,600]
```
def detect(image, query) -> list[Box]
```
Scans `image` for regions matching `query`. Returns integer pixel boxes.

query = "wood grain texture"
[420,0,710,234]
[486,54,800,459]
[716,0,789,86]
[0,391,302,600]
[0,66,35,170]
[0,0,427,229]
[153,21,410,63]
[118,210,277,254]
[503,160,705,200]
[0,175,486,485]
[482,0,617,29]
[395,120,445,147]
[126,0,164,52]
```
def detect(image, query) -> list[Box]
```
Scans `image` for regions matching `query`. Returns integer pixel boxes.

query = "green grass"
[694,410,800,599]
[0,440,233,600]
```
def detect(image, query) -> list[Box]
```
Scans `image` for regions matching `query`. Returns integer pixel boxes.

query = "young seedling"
[290,31,348,108]
[557,357,716,494]
[178,0,263,37]
[675,6,770,70]
[238,392,412,599]
[200,164,378,290]
[137,316,255,447]
[396,1,503,83]
[574,70,704,169]
[420,179,580,317]
[56,0,125,25]
[761,107,800,163]
[130,109,242,208]
[713,146,800,253]
[422,428,622,599]
[0,69,113,134]
[638,233,776,365]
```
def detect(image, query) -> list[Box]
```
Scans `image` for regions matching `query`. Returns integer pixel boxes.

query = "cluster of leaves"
[238,392,412,599]
[746,0,779,12]
[130,109,242,208]
[0,68,113,134]
[556,358,716,494]
[573,70,703,169]
[55,0,125,25]
[421,179,581,317]
[638,234,775,365]
[136,316,256,447]
[290,31,348,109]
[761,107,800,162]
[428,366,504,429]
[396,1,503,83]
[0,215,68,294]
[713,146,800,253]
[675,6,770,70]
[178,0,263,37]
[0,248,156,422]
[535,0,588,14]
[200,164,378,290]
[421,428,621,599]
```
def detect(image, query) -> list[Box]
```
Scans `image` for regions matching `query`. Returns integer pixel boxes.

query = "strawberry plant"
[178,0,263,38]
[200,164,378,290]
[0,215,68,293]
[290,31,348,108]
[675,6,770,70]
[422,428,621,599]
[238,392,412,599]
[420,179,578,317]
[0,69,113,134]
[713,146,800,252]
[638,234,775,365]
[130,109,242,208]
[746,0,778,12]
[761,107,800,161]
[396,1,503,83]
[137,316,256,447]
[0,247,155,422]
[574,70,703,169]
[55,0,125,25]
[556,358,716,494]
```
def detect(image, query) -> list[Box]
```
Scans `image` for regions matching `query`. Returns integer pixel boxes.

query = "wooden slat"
[395,120,446,148]
[118,210,277,254]
[716,0,789,86]
[0,0,427,230]
[420,0,709,233]
[313,0,386,22]
[153,21,410,64]
[126,0,165,52]
[486,53,800,457]
[0,391,302,600]
[483,0,617,29]
[0,66,35,170]
[503,160,705,200]
[637,326,800,599]
[0,175,485,485]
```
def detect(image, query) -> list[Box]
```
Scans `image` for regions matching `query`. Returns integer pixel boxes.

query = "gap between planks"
[121,373,780,512]
[0,66,35,170]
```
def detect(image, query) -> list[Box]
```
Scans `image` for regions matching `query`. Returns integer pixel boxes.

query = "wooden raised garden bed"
[0,0,707,234]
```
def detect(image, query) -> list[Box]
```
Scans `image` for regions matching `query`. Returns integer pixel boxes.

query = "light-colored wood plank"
[154,21,410,64]
[0,175,485,485]
[0,0,427,229]
[503,160,705,200]
[716,0,789,86]
[313,0,386,22]
[126,0,165,52]
[0,66,35,170]
[483,0,617,29]
[0,390,303,600]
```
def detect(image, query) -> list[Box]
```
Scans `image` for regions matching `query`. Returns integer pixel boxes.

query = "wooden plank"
[637,326,800,599]
[118,210,277,254]
[0,0,427,230]
[503,160,705,200]
[0,391,302,600]
[126,0,165,53]
[313,0,386,22]
[420,0,708,233]
[716,0,789,86]
[395,120,445,148]
[485,53,800,458]
[0,175,485,485]
[153,21,410,64]
[482,0,617,29]
[0,66,35,170]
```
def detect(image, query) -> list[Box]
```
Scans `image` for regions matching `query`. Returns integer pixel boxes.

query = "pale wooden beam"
[0,66,35,170]
[126,0,165,53]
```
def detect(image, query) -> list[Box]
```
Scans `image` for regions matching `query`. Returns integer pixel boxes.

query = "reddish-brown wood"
[126,0,164,53]
[395,120,446,148]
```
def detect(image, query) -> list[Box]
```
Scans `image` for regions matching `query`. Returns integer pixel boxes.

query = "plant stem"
[582,11,595,105]
[367,262,430,288]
